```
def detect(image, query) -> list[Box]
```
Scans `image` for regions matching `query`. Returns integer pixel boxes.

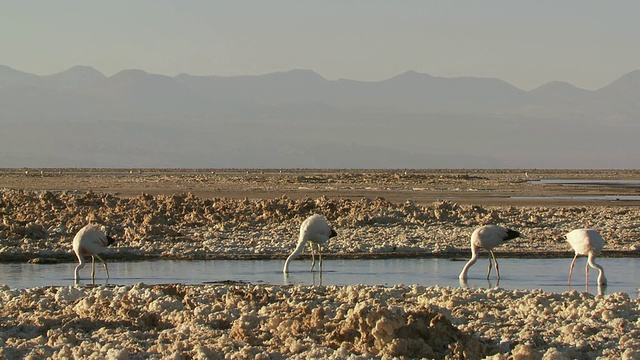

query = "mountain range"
[1,65,639,168]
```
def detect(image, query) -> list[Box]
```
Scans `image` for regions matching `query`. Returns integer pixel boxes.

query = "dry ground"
[3,168,640,206]
[2,170,640,359]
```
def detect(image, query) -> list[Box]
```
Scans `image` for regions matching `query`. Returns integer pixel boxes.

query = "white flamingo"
[566,229,607,286]
[72,224,116,281]
[283,214,337,273]
[459,225,524,280]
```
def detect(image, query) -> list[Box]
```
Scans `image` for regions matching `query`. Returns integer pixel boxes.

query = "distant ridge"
[2,65,638,115]
[1,65,639,168]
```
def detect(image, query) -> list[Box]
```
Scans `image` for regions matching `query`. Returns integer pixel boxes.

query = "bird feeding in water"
[459,225,524,280]
[283,214,337,273]
[565,229,607,286]
[72,224,116,281]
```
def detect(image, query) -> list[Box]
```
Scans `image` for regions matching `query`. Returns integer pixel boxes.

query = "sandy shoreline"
[1,169,640,358]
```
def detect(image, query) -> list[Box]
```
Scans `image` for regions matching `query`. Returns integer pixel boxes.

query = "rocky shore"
[1,169,640,358]
[1,283,639,359]
[1,188,640,263]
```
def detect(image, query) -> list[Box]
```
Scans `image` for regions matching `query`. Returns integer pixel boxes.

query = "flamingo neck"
[74,263,85,280]
[588,253,607,285]
[459,247,478,280]
[283,238,307,273]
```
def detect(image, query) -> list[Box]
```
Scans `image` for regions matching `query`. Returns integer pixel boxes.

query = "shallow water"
[530,179,640,186]
[512,195,640,201]
[1,258,638,296]
[522,178,640,201]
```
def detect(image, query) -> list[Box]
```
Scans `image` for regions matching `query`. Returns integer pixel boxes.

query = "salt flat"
[1,169,639,358]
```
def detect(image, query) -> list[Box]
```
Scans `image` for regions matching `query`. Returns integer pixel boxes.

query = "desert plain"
[1,168,640,359]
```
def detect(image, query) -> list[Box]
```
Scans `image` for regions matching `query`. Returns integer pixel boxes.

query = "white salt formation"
[1,190,640,262]
[2,174,640,359]
[0,283,638,359]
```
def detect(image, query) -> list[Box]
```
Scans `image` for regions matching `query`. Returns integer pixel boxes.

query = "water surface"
[511,195,640,201]
[1,258,637,296]
[530,179,640,186]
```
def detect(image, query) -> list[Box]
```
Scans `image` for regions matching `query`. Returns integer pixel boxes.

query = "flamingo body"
[459,225,523,280]
[72,224,116,281]
[283,214,337,273]
[566,229,607,285]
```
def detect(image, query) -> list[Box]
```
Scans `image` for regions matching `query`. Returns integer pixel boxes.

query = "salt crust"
[2,189,640,358]
[2,190,640,260]
[1,283,639,359]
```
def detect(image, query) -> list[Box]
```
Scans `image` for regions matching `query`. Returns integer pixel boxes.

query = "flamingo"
[283,214,337,273]
[459,225,524,280]
[72,224,116,281]
[566,229,607,286]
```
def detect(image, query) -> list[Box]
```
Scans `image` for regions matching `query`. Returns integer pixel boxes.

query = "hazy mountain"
[82,69,211,117]
[590,70,640,119]
[598,69,640,95]
[41,65,106,88]
[1,65,639,168]
[529,81,591,103]
[0,65,41,87]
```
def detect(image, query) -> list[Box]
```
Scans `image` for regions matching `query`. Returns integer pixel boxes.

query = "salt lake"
[1,257,638,297]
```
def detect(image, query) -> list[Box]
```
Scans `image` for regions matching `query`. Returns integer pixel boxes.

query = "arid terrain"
[4,168,640,206]
[1,168,640,262]
[1,168,640,359]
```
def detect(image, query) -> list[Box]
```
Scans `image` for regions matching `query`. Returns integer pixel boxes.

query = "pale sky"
[2,1,639,91]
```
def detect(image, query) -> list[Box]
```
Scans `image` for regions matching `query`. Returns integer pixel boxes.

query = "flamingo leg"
[91,255,96,281]
[568,253,578,285]
[310,243,316,272]
[94,254,110,279]
[319,247,323,272]
[585,259,589,285]
[486,253,493,279]
[490,250,501,279]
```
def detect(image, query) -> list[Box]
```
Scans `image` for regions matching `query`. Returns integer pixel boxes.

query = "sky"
[2,1,639,91]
